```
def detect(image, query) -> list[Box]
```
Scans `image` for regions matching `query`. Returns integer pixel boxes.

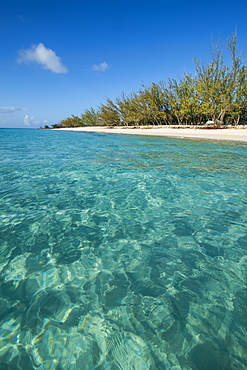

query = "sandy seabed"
[53,126,247,142]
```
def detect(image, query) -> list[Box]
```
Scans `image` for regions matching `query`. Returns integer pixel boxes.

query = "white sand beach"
[53,126,247,142]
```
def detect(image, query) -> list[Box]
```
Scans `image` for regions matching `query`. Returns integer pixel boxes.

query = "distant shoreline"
[52,126,247,142]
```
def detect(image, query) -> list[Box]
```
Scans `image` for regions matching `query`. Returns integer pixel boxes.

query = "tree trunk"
[216,110,227,127]
[234,114,240,126]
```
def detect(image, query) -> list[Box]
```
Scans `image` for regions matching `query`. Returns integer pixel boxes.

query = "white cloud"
[18,43,68,74]
[92,62,109,71]
[43,120,49,123]
[0,106,27,113]
[24,115,34,126]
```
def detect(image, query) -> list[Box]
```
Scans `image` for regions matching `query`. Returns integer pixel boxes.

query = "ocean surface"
[0,128,247,370]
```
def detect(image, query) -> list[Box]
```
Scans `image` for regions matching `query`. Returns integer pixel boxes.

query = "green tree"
[58,33,247,127]
[80,107,98,126]
[194,33,247,125]
[60,114,84,127]
[97,98,121,126]
[117,83,171,126]
[52,123,63,128]
[135,83,170,125]
[225,34,247,125]
[166,78,187,125]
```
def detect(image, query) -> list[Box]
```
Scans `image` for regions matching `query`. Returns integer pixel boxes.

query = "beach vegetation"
[97,98,121,126]
[194,34,247,126]
[60,114,86,127]
[51,123,64,128]
[80,107,98,126]
[58,33,247,128]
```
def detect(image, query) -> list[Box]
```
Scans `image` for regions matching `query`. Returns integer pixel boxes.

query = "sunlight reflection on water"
[0,129,247,369]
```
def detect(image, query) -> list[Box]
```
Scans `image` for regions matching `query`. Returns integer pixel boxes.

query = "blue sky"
[1,0,247,128]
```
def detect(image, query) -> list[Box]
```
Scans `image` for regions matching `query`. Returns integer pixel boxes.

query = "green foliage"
[194,33,247,125]
[129,83,170,125]
[52,123,63,128]
[97,98,121,126]
[57,33,247,127]
[81,107,98,126]
[60,115,85,128]
[167,75,202,125]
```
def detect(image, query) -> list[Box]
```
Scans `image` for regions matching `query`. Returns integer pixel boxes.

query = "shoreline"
[52,126,247,142]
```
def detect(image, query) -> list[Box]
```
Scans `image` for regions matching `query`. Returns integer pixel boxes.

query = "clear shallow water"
[0,128,247,369]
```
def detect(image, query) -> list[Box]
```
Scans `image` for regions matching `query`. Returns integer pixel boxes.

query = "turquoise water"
[0,128,247,369]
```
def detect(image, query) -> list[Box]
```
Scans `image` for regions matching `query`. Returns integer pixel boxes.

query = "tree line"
[52,34,247,128]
